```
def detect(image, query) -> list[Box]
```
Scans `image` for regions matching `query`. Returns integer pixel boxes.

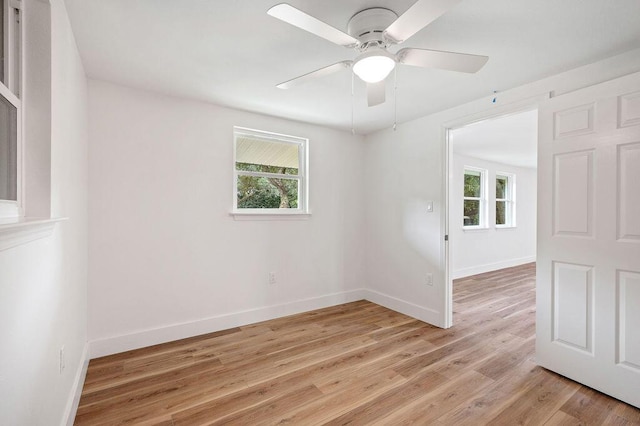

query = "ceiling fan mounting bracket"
[347,8,398,50]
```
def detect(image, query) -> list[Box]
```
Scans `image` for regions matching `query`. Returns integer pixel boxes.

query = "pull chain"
[351,72,355,135]
[393,67,398,131]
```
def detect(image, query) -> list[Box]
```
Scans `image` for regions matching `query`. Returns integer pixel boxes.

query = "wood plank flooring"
[75,263,640,425]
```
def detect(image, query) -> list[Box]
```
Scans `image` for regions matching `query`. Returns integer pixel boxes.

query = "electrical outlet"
[426,273,433,286]
[269,272,277,285]
[59,346,65,374]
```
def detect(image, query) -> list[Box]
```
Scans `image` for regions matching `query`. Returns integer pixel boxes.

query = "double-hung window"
[0,0,21,218]
[496,173,515,227]
[233,127,308,214]
[463,167,486,228]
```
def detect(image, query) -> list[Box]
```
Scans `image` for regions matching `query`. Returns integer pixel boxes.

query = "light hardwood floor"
[75,263,640,425]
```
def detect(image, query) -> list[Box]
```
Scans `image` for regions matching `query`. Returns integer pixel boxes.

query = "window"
[233,127,308,213]
[496,173,515,227]
[1,0,21,96]
[463,167,486,227]
[0,0,21,218]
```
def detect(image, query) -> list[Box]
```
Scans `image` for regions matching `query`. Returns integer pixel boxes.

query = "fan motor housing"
[347,8,398,49]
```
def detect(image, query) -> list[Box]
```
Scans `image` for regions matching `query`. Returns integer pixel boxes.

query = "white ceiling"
[451,109,537,169]
[64,0,640,134]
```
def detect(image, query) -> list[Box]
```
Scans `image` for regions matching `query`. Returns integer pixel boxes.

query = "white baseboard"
[62,343,89,426]
[364,289,443,328]
[453,256,536,279]
[89,289,366,358]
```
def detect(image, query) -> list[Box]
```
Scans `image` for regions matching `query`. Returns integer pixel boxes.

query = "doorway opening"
[445,108,538,327]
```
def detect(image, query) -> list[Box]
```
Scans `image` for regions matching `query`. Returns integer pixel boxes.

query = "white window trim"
[463,166,488,230]
[0,1,65,251]
[496,172,516,228]
[0,217,65,252]
[0,0,22,219]
[231,126,310,217]
[4,0,21,97]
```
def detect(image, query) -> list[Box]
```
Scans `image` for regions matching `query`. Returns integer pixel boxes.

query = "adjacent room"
[1,0,639,424]
[448,109,538,342]
[449,109,537,281]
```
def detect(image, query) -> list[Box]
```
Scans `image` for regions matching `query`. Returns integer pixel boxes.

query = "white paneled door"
[537,72,640,407]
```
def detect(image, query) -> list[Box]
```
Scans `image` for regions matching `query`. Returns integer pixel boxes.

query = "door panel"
[619,91,640,128]
[553,262,593,353]
[553,151,593,236]
[537,72,640,408]
[618,142,640,241]
[618,270,640,370]
[554,103,595,139]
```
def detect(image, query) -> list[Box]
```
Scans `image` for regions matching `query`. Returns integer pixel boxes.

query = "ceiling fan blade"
[268,3,358,47]
[384,0,462,44]
[367,81,386,107]
[276,61,352,89]
[397,48,488,73]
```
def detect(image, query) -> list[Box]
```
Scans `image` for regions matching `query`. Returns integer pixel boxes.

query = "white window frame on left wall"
[0,0,22,219]
[0,0,64,252]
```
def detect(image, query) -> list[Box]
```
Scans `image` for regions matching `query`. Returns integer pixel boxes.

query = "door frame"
[441,94,549,328]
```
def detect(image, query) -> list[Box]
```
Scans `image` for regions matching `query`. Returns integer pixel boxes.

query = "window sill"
[230,211,311,221]
[462,226,490,232]
[0,217,67,252]
[496,225,517,230]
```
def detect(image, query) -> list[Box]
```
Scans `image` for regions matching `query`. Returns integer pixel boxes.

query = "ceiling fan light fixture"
[352,49,396,83]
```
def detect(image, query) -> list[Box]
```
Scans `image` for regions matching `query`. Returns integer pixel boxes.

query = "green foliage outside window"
[236,162,298,209]
[464,172,481,197]
[463,171,482,226]
[464,200,480,226]
[496,201,506,225]
[496,176,508,225]
[496,177,507,199]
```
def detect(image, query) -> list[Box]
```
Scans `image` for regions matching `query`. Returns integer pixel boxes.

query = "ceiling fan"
[267,0,488,107]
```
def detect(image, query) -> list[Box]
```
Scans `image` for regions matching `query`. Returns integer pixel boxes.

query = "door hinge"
[444,235,449,241]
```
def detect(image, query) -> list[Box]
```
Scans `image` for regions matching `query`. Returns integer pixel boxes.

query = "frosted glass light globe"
[353,50,396,83]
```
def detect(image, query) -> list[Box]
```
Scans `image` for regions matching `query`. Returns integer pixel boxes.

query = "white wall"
[0,0,88,424]
[364,48,640,328]
[450,154,536,278]
[88,80,366,356]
